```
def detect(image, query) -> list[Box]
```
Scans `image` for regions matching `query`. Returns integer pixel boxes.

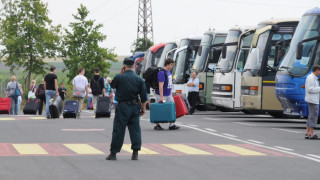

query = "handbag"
[28,86,36,99]
[15,82,21,96]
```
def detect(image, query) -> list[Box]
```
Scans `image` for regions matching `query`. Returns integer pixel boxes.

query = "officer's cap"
[123,57,134,65]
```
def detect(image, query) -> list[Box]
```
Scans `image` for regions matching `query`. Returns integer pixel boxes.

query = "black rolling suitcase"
[49,96,63,118]
[23,98,40,115]
[95,97,111,118]
[63,100,79,118]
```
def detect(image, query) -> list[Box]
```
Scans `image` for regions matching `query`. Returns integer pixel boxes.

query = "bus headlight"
[213,84,232,92]
[249,86,258,96]
[241,86,258,95]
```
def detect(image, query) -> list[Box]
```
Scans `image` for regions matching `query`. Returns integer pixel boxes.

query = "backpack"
[35,84,45,98]
[143,67,167,90]
[91,77,102,96]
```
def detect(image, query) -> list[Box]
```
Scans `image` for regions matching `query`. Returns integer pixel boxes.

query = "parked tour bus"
[212,27,255,111]
[171,36,202,96]
[240,19,299,117]
[140,43,166,76]
[276,8,320,119]
[192,30,227,110]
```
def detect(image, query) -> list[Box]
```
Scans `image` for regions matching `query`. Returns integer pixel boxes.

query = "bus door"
[261,33,292,110]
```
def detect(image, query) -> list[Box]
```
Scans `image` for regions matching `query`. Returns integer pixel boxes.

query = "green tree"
[131,38,154,53]
[0,0,61,88]
[61,4,117,82]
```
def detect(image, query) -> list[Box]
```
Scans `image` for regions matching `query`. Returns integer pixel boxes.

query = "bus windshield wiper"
[215,67,225,75]
[242,69,256,77]
[279,66,294,78]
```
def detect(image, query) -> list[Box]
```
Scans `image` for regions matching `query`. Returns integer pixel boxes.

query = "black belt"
[118,99,139,105]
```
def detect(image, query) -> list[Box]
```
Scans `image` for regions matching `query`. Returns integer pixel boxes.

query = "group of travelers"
[5,66,114,119]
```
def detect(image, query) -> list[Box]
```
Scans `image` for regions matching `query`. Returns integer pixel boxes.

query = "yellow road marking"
[121,144,159,154]
[212,145,266,156]
[29,117,46,120]
[12,144,48,155]
[162,144,212,155]
[263,81,275,83]
[64,144,104,154]
[0,118,15,121]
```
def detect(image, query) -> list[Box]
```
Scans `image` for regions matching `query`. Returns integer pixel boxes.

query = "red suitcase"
[0,97,12,114]
[173,95,188,118]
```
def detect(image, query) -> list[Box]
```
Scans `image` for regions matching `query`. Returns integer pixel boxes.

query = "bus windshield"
[279,15,320,76]
[179,39,190,47]
[216,30,242,73]
[144,49,154,71]
[236,32,255,72]
[193,34,213,72]
[243,31,270,76]
[157,43,177,67]
[193,34,226,72]
[174,47,198,83]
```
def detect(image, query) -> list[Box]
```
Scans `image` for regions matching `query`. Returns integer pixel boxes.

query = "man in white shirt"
[304,65,320,139]
[187,72,199,115]
[73,67,89,119]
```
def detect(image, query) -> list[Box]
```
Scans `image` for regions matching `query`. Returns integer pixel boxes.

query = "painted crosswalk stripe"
[162,144,212,155]
[211,145,266,156]
[0,118,15,121]
[121,144,159,155]
[12,144,48,155]
[64,144,104,154]
[29,117,46,120]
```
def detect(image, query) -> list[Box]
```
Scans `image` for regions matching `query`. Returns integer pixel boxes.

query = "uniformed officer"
[106,57,147,161]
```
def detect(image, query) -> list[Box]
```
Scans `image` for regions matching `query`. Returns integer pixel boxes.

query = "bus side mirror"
[222,46,227,59]
[296,43,303,60]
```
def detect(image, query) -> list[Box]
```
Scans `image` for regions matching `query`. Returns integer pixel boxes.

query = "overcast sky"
[14,0,320,55]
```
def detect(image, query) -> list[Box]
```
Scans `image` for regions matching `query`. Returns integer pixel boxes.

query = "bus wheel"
[269,112,284,118]
[204,104,217,111]
[217,106,237,112]
[242,110,254,114]
[196,105,207,111]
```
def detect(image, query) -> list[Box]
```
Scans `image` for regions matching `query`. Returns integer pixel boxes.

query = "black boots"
[106,151,138,160]
[132,150,138,160]
[106,153,117,160]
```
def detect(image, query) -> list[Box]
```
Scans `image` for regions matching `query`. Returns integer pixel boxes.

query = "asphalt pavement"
[0,109,319,180]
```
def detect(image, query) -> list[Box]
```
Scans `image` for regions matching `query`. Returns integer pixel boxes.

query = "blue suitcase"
[150,102,176,123]
[63,100,79,118]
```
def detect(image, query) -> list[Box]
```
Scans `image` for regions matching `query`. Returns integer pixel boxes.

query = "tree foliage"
[0,0,61,88]
[131,38,154,53]
[61,4,117,82]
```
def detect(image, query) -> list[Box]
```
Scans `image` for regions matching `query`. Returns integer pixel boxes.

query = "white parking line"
[234,122,256,126]
[273,146,294,151]
[176,124,320,163]
[187,124,198,127]
[222,133,238,138]
[272,128,302,134]
[204,118,220,121]
[307,154,320,159]
[204,128,216,132]
[247,140,265,144]
[139,118,320,163]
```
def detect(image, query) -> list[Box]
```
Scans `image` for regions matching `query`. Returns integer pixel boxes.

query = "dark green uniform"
[110,70,147,154]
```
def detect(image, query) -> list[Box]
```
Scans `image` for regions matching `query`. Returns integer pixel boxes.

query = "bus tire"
[269,112,284,118]
[196,105,207,111]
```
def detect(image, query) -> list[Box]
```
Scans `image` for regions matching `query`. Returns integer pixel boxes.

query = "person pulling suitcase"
[106,57,147,161]
[72,67,89,119]
[154,58,180,130]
